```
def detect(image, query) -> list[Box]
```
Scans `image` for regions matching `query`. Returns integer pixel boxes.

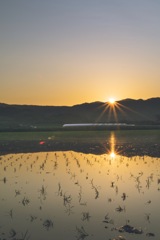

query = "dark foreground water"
[0,133,160,240]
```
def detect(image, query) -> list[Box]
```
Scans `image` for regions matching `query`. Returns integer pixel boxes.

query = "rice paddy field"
[0,130,160,240]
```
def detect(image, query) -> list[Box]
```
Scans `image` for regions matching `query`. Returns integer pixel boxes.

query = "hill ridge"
[1,97,160,108]
[0,97,160,130]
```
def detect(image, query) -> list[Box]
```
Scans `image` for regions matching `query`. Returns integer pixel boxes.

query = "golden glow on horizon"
[108,98,116,105]
[1,1,160,106]
[97,95,140,124]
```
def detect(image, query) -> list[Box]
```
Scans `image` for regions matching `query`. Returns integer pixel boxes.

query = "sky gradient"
[1,0,160,106]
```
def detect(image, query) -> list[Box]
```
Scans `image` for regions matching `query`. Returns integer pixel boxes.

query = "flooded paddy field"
[0,130,160,240]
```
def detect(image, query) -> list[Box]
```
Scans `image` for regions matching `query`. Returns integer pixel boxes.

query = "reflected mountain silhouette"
[0,132,159,157]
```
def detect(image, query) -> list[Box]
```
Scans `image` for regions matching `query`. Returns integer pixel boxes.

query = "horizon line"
[0,97,160,108]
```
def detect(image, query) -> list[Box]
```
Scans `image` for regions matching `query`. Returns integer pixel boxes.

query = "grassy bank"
[0,130,110,141]
[0,129,160,141]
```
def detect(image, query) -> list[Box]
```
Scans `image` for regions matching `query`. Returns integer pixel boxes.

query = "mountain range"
[0,98,160,130]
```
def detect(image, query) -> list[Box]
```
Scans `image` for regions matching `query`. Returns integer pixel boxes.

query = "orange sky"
[1,1,160,106]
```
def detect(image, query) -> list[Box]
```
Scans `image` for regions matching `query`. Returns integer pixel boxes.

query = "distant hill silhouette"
[0,98,160,130]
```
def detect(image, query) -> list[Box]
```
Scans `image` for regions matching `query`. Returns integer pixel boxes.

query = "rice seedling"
[22,197,30,206]
[15,190,21,197]
[115,206,125,213]
[121,193,127,201]
[38,185,47,201]
[90,179,100,199]
[30,215,37,222]
[75,226,89,240]
[43,220,53,231]
[65,205,74,215]
[63,193,72,206]
[81,212,91,222]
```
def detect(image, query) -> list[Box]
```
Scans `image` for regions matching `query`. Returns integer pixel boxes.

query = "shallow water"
[0,146,160,240]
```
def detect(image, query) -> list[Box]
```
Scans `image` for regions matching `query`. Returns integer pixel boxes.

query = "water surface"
[0,132,160,240]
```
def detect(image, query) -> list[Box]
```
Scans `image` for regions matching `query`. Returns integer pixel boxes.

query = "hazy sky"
[1,0,160,106]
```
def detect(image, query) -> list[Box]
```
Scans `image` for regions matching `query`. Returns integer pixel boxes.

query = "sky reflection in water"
[0,136,160,240]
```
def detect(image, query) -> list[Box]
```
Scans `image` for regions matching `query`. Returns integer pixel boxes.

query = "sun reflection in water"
[110,151,116,158]
[109,132,117,159]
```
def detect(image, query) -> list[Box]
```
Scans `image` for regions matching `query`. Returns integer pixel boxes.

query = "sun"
[108,98,116,104]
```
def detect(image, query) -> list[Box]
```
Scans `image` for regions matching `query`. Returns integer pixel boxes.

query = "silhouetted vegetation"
[0,98,160,131]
